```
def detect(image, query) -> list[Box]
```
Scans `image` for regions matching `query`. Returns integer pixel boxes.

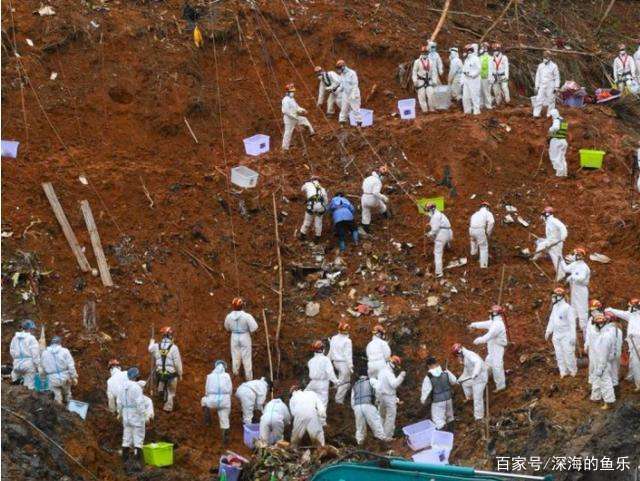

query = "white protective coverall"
[366,335,391,379]
[613,52,637,91]
[338,67,362,124]
[584,315,600,384]
[290,389,326,446]
[548,109,568,177]
[117,379,146,448]
[351,376,388,444]
[421,367,458,429]
[535,214,568,281]
[459,347,488,420]
[224,309,259,380]
[235,377,269,425]
[149,337,183,411]
[376,363,406,438]
[469,206,495,268]
[259,398,291,445]
[306,352,338,408]
[448,50,464,101]
[427,209,453,277]
[635,46,640,80]
[560,258,590,333]
[470,316,508,391]
[590,324,617,404]
[361,172,388,227]
[479,51,494,109]
[412,52,443,112]
[41,344,77,404]
[328,333,353,404]
[201,363,233,429]
[10,331,41,389]
[300,180,328,238]
[545,299,578,377]
[282,93,314,151]
[107,367,129,413]
[316,70,342,114]
[605,307,640,389]
[606,322,623,387]
[533,60,560,117]
[462,44,481,115]
[491,52,510,104]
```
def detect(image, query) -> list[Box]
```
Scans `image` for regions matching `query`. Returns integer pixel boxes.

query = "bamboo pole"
[429,0,451,42]
[262,309,274,385]
[272,193,283,379]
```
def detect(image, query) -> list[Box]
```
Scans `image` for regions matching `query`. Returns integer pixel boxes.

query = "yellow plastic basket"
[143,442,174,467]
[579,149,605,169]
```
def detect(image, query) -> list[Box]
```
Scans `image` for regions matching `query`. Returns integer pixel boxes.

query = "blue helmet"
[50,336,62,345]
[21,319,36,330]
[127,367,140,380]
[214,359,227,369]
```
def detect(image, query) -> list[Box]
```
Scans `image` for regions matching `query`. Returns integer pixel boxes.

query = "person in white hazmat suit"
[545,287,578,378]
[236,377,270,425]
[469,305,508,392]
[107,359,129,413]
[41,336,78,404]
[547,108,569,177]
[421,357,458,430]
[306,340,339,408]
[201,360,233,444]
[452,343,488,421]
[366,324,391,379]
[613,44,637,92]
[425,202,453,278]
[376,355,406,439]
[604,312,624,387]
[448,47,464,102]
[299,176,328,243]
[533,51,560,117]
[559,247,591,334]
[351,368,390,445]
[117,367,146,470]
[585,300,604,385]
[491,43,510,105]
[149,326,183,412]
[412,43,443,113]
[462,43,481,115]
[589,314,617,409]
[533,206,568,281]
[606,299,640,391]
[328,322,353,405]
[259,397,291,445]
[10,319,41,390]
[289,386,326,446]
[224,297,258,380]
[478,42,493,110]
[281,83,315,151]
[635,42,640,79]
[360,166,390,233]
[469,201,495,268]
[336,60,362,125]
[314,66,341,115]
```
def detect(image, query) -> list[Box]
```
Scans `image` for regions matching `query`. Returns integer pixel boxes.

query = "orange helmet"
[573,247,587,258]
[618,43,627,51]
[490,305,505,315]
[543,206,554,216]
[372,324,386,336]
[629,298,640,309]
[378,165,389,174]
[311,340,324,352]
[231,297,244,310]
[285,83,296,92]
[338,322,350,332]
[108,359,120,368]
[593,313,606,324]
[314,65,322,73]
[589,299,602,311]
[492,42,502,50]
[336,59,346,68]
[160,326,174,336]
[451,343,463,355]
[420,45,428,53]
[553,287,566,296]
[389,355,402,366]
[480,201,491,207]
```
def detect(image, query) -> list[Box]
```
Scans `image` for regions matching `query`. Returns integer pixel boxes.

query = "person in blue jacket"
[328,193,359,252]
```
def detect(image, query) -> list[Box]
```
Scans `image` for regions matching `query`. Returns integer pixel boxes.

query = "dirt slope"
[2,0,639,480]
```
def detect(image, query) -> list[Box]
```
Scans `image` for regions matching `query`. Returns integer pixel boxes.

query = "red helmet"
[553,287,566,296]
[480,201,491,207]
[314,65,322,73]
[335,59,346,68]
[108,359,120,369]
[543,206,554,215]
[490,305,505,315]
[160,326,174,336]
[629,298,640,308]
[426,203,437,211]
[573,247,587,258]
[338,322,350,332]
[451,343,463,355]
[311,340,324,352]
[231,297,244,310]
[372,324,386,336]
[285,83,296,92]
[389,355,402,366]
[589,299,602,310]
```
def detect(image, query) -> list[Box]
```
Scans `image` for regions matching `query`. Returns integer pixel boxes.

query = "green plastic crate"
[579,149,605,169]
[416,197,445,215]
[143,442,173,467]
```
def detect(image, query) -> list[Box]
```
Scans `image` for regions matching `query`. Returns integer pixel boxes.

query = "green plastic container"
[417,197,445,215]
[143,442,174,467]
[579,149,605,169]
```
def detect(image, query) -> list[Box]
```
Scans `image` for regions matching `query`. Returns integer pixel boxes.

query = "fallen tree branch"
[426,7,490,20]
[506,45,601,57]
[183,116,199,144]
[595,0,616,34]
[181,248,217,279]
[272,192,283,379]
[479,0,515,43]
[429,0,451,42]
[139,176,154,208]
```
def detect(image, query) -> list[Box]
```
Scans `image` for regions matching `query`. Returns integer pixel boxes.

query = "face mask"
[429,366,443,377]
[288,92,295,97]
[620,51,626,56]
[552,295,563,304]
[421,52,428,58]
[595,323,604,331]
[543,58,550,64]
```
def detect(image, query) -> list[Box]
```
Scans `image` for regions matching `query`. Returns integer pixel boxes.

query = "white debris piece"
[37,5,56,15]
[517,216,529,227]
[505,205,518,213]
[50,72,58,80]
[504,214,515,224]
[446,257,468,269]
[427,296,439,307]
[26,39,34,47]
[305,301,320,317]
[589,253,611,264]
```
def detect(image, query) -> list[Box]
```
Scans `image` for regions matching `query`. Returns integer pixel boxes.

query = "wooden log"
[80,200,114,287]
[41,182,91,272]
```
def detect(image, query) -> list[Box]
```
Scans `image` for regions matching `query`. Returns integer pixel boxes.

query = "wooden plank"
[80,200,114,287]
[41,182,91,272]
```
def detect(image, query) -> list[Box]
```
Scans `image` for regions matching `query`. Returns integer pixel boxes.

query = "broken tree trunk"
[429,0,451,42]
[80,200,114,287]
[41,182,92,273]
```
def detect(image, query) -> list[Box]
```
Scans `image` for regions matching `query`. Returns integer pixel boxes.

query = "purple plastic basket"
[563,95,584,108]
[243,423,260,448]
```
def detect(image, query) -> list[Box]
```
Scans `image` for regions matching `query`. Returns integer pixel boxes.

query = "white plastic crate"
[243,134,270,156]
[431,429,454,452]
[412,447,449,465]
[402,419,436,451]
[398,99,416,120]
[231,165,259,189]
[349,109,373,127]
[1,140,20,158]
[434,86,451,110]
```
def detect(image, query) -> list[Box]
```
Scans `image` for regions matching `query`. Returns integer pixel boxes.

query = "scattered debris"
[517,216,530,227]
[305,301,320,317]
[50,72,58,81]
[445,257,467,269]
[427,296,439,307]
[36,5,56,16]
[504,214,515,224]
[589,253,611,264]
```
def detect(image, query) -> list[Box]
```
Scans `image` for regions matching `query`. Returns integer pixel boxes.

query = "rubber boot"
[361,224,371,234]
[352,229,359,246]
[445,420,455,433]
[314,235,321,244]
[134,448,143,471]
[338,239,346,252]
[222,429,229,446]
[122,447,130,463]
[203,406,211,426]
[299,232,307,241]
